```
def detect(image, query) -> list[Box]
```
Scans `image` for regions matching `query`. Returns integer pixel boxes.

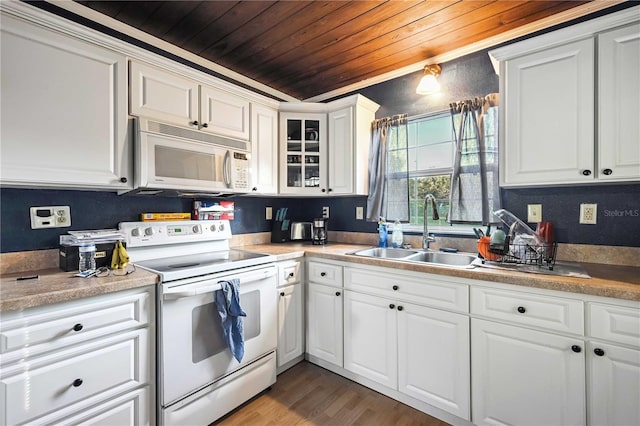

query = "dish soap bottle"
[378,217,388,248]
[392,219,403,248]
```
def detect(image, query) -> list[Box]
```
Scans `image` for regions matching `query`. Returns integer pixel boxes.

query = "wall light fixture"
[416,64,442,95]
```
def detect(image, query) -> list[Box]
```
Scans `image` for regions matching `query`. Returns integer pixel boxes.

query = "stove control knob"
[210,224,217,232]
[144,227,154,236]
[131,228,140,237]
[192,225,201,234]
[218,223,225,232]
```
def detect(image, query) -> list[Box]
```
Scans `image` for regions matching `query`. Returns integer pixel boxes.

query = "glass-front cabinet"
[279,112,327,194]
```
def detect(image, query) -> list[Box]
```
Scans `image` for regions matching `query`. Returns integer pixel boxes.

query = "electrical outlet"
[356,206,364,220]
[30,206,71,229]
[527,204,542,222]
[322,206,330,218]
[265,206,272,220]
[580,203,597,224]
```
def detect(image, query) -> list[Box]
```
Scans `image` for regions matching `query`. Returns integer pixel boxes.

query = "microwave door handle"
[223,150,232,188]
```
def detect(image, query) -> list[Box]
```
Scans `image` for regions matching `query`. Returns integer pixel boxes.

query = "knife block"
[271,220,291,243]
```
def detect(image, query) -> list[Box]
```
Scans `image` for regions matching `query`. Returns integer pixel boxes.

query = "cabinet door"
[471,318,586,426]
[343,290,397,389]
[398,303,470,420]
[200,86,250,140]
[250,104,278,194]
[129,61,199,128]
[598,23,640,182]
[280,113,327,195]
[588,341,640,426]
[0,15,130,190]
[307,283,343,366]
[502,38,595,186]
[328,106,354,195]
[277,284,304,368]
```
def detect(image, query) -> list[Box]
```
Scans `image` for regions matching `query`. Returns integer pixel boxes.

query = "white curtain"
[448,94,501,224]
[366,114,409,222]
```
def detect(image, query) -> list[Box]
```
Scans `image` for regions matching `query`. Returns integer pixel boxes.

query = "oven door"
[159,265,277,406]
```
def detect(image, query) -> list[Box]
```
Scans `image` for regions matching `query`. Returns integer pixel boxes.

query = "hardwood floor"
[215,361,451,425]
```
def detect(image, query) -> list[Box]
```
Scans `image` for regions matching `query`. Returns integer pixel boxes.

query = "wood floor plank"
[214,361,451,426]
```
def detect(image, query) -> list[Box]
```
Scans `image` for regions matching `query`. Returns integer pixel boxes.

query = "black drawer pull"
[120,177,128,183]
[72,323,83,332]
[582,169,592,176]
[389,304,395,309]
[190,120,199,126]
[280,291,285,296]
[320,272,326,277]
[571,345,582,353]
[72,378,83,387]
[392,285,399,291]
[335,291,341,296]
[397,306,404,311]
[202,123,208,128]
[594,348,605,356]
[517,306,526,314]
[288,272,295,278]
[602,168,612,175]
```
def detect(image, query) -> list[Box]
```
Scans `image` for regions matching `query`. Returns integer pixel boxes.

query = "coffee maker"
[312,218,328,245]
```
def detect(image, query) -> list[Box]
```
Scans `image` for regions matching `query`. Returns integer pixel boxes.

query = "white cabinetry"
[471,285,587,425]
[306,259,343,366]
[276,260,304,373]
[587,302,640,425]
[250,104,279,194]
[279,94,379,195]
[598,23,640,181]
[0,287,154,425]
[343,266,470,420]
[491,9,640,186]
[0,12,130,190]
[130,61,250,141]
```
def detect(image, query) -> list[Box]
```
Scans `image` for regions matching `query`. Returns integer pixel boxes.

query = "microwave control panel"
[233,152,249,189]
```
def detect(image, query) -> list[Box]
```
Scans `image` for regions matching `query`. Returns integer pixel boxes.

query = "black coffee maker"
[312,218,328,245]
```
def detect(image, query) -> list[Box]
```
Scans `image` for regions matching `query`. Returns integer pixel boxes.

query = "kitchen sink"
[404,251,477,267]
[350,247,477,268]
[351,247,419,259]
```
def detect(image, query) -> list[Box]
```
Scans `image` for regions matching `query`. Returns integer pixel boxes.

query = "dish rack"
[478,238,558,270]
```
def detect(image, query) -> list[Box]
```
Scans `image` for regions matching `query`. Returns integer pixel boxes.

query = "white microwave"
[126,118,250,197]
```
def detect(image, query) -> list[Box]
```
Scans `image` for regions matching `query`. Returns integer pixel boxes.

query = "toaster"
[290,222,312,241]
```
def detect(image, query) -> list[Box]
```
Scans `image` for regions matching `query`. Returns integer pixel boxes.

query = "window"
[404,108,498,234]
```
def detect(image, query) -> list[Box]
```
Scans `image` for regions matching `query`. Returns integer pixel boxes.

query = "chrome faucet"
[422,194,440,250]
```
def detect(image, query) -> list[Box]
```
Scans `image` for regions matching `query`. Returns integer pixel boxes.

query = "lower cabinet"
[0,287,154,425]
[276,260,304,372]
[306,282,343,366]
[344,290,470,420]
[471,318,586,426]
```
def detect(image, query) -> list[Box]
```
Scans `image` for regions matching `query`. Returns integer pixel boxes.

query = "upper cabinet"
[0,12,131,190]
[130,61,250,141]
[491,8,640,187]
[250,104,279,194]
[279,95,379,196]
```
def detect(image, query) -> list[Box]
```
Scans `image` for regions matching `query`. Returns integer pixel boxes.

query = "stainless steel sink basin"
[405,251,477,267]
[351,247,419,259]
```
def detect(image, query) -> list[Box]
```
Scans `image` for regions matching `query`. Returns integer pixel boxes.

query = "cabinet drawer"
[1,328,150,425]
[308,261,343,287]
[471,286,584,335]
[589,302,640,348]
[344,267,468,313]
[279,260,302,286]
[0,288,151,356]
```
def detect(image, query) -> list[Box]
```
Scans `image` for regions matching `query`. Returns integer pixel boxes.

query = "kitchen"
[1,1,639,425]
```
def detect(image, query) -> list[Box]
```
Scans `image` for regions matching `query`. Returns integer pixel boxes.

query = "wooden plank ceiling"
[76,1,594,100]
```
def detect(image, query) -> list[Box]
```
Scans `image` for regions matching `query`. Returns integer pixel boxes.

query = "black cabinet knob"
[252,187,258,191]
[594,348,605,357]
[202,123,208,128]
[72,378,83,387]
[321,189,326,193]
[72,323,83,332]
[335,291,341,296]
[397,306,404,311]
[191,120,199,126]
[328,188,333,192]
[571,345,582,353]
[120,177,128,183]
[389,304,395,309]
[320,272,326,277]
[602,168,613,175]
[582,169,592,176]
[392,285,399,291]
[288,272,294,278]
[280,291,285,297]
[517,306,526,314]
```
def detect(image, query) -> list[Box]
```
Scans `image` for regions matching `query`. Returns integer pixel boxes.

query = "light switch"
[527,204,542,222]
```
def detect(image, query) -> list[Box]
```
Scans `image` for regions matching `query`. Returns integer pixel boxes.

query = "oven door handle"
[163,268,277,300]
